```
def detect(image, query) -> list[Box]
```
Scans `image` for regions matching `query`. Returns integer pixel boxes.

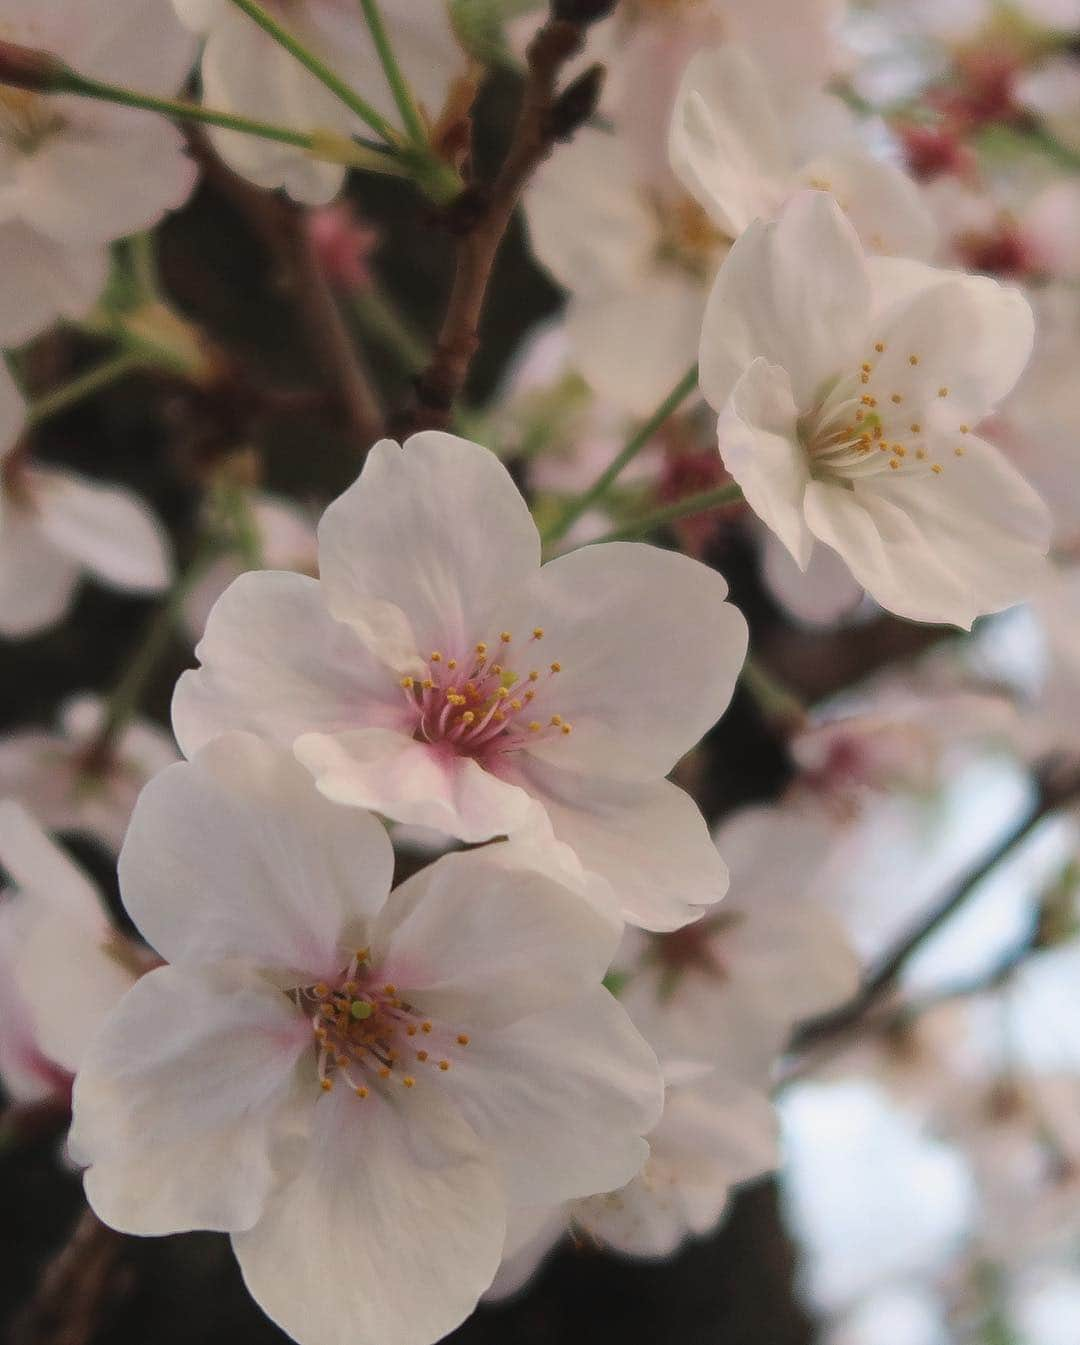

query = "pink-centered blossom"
[70,734,663,1345]
[173,433,748,931]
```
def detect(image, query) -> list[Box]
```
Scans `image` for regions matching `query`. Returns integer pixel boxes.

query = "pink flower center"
[295,949,471,1101]
[399,628,572,760]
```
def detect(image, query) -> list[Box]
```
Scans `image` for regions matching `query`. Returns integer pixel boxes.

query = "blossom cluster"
[2,2,1080,1345]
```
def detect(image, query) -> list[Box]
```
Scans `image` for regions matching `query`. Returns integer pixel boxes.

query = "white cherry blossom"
[699,191,1051,628]
[0,0,197,346]
[172,0,466,204]
[0,695,178,851]
[0,367,172,638]
[0,801,137,1104]
[70,733,663,1345]
[172,433,748,931]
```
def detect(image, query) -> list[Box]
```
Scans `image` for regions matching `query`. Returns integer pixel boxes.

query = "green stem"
[574,481,743,547]
[89,536,222,758]
[741,657,807,729]
[542,363,699,546]
[351,289,430,373]
[25,352,146,426]
[357,0,428,146]
[225,0,399,144]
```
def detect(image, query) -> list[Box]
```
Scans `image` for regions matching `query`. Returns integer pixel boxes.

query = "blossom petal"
[31,469,172,593]
[517,541,748,779]
[438,991,663,1205]
[0,222,107,347]
[295,727,536,843]
[718,358,813,569]
[794,150,937,260]
[71,964,311,1236]
[317,435,540,670]
[372,849,620,1029]
[669,46,789,238]
[232,1079,504,1345]
[119,734,395,980]
[700,191,870,412]
[516,760,729,931]
[172,569,402,759]
[0,509,80,638]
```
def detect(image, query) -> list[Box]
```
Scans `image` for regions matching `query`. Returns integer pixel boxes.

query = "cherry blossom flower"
[172,433,748,931]
[172,0,466,204]
[70,733,663,1345]
[698,191,1051,628]
[0,801,137,1105]
[669,46,935,262]
[0,0,197,347]
[0,695,178,852]
[0,367,172,639]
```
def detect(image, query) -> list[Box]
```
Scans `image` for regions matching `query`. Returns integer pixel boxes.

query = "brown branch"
[396,6,607,436]
[787,756,1080,1067]
[9,1209,131,1345]
[188,132,384,455]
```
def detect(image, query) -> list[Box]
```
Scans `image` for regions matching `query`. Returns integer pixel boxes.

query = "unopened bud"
[551,0,619,23]
[0,38,68,93]
[548,64,605,142]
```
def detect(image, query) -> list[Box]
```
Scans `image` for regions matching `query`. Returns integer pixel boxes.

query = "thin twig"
[787,757,1080,1063]
[398,9,605,435]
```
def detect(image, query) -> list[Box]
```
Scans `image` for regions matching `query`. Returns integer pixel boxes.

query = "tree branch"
[9,1209,130,1345]
[396,6,606,435]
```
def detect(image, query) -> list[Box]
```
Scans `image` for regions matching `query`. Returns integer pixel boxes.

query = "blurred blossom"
[824,1285,951,1345]
[172,0,467,204]
[0,695,178,853]
[0,801,138,1105]
[306,201,378,293]
[0,0,197,346]
[0,367,172,639]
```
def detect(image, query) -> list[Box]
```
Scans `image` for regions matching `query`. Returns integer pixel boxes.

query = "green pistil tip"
[350,1000,374,1020]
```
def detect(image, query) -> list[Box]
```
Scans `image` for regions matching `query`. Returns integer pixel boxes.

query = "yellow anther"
[421,1021,433,1034]
[422,678,435,691]
[889,458,900,469]
[960,424,970,434]
[875,342,885,353]
[400,676,414,690]
[438,1060,450,1071]
[909,354,919,365]
[550,661,562,673]
[954,446,965,456]
[524,689,536,702]
[494,711,506,722]
[491,664,502,676]
[916,448,927,460]
[891,393,902,404]
[931,463,944,474]
[528,670,540,682]
[532,628,544,639]
[475,642,487,655]
[320,1078,334,1092]
[860,373,870,384]
[336,1054,349,1067]
[461,711,475,725]
[500,632,512,644]
[561,723,573,735]
[938,386,949,398]
[378,1066,391,1079]
[529,721,542,733]
[314,982,329,997]
[892,445,906,456]
[550,714,563,727]
[403,1076,416,1088]
[355,1086,368,1099]
[417,1049,429,1062]
[861,363,872,373]
[355,948,369,962]
[457,1034,471,1046]
[406,1025,417,1036]
[430,652,442,663]
[496,687,510,699]
[447,658,457,670]
[509,699,522,711]
[910,423,921,434]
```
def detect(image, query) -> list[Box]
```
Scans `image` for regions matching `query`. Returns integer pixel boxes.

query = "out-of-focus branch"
[397,4,609,435]
[190,133,385,454]
[8,1209,130,1345]
[787,757,1080,1066]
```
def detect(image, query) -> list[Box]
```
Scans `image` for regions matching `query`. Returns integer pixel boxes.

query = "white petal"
[0,222,107,347]
[760,526,864,627]
[515,760,729,932]
[31,469,172,593]
[718,358,813,568]
[232,1079,504,1345]
[296,727,536,843]
[669,46,789,238]
[373,849,620,1029]
[792,150,937,261]
[0,362,26,453]
[318,435,540,670]
[0,799,105,920]
[71,964,311,1235]
[517,541,747,779]
[171,569,402,759]
[119,733,395,979]
[699,191,870,412]
[75,0,198,90]
[0,508,79,637]
[439,991,663,1205]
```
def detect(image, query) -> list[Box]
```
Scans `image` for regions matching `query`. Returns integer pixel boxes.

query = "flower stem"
[25,352,147,427]
[225,0,399,145]
[356,0,428,147]
[541,363,700,546]
[565,481,743,547]
[740,657,807,731]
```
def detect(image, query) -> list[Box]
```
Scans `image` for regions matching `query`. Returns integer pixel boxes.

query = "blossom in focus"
[0,367,172,639]
[173,434,748,931]
[70,733,663,1345]
[0,0,197,347]
[0,801,137,1105]
[171,0,466,204]
[0,695,179,852]
[698,191,1050,628]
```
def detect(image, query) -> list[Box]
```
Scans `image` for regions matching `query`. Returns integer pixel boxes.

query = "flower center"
[655,192,728,277]
[399,628,572,760]
[0,86,61,154]
[294,949,471,1101]
[799,341,969,486]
